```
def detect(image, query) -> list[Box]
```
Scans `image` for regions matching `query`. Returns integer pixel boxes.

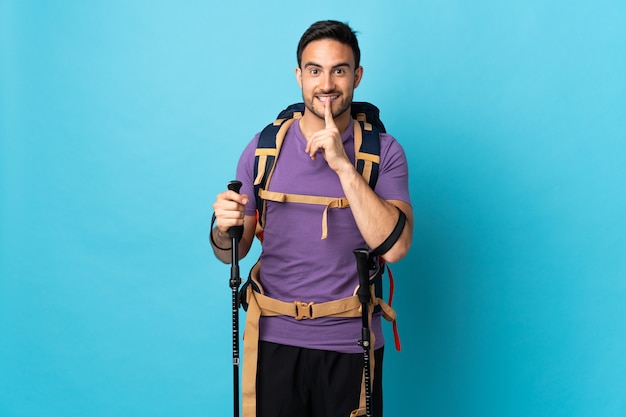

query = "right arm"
[210,190,257,264]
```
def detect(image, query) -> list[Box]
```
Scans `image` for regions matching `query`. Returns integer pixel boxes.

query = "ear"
[295,67,303,88]
[353,66,363,89]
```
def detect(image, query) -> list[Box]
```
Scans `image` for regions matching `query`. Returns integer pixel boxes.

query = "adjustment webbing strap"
[242,287,261,417]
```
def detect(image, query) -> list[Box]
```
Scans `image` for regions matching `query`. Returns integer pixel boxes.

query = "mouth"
[316,95,339,103]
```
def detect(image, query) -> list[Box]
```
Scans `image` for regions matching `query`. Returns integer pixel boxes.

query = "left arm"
[306,101,413,262]
[336,164,413,262]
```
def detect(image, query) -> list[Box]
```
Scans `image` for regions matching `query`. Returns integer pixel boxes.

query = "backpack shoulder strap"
[353,118,381,190]
[351,101,384,190]
[253,105,304,229]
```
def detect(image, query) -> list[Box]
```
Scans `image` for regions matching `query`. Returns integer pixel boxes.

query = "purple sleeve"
[374,133,412,206]
[235,134,261,216]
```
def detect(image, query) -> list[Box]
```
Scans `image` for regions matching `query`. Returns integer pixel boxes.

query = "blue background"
[1,1,625,416]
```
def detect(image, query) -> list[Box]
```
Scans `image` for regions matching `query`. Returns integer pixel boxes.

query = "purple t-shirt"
[236,117,411,353]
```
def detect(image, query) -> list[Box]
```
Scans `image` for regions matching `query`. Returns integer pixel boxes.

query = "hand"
[212,190,249,235]
[305,99,351,172]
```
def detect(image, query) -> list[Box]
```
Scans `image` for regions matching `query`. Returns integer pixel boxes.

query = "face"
[296,39,363,121]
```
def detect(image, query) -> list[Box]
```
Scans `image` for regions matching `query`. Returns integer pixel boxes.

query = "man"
[211,20,413,417]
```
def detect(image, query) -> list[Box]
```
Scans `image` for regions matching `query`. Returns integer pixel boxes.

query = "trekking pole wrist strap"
[210,213,232,251]
[371,207,406,257]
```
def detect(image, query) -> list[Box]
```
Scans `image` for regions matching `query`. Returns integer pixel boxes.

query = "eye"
[309,68,320,76]
[334,68,346,75]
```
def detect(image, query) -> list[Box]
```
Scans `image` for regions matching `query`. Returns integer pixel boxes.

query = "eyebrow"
[303,61,352,70]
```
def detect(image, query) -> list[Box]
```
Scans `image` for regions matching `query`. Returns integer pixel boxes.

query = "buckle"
[294,301,314,320]
[336,199,349,208]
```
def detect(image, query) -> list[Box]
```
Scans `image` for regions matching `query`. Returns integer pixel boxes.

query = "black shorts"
[256,341,384,417]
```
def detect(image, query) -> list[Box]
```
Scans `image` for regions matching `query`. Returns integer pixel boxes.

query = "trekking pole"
[353,248,373,417]
[227,180,244,417]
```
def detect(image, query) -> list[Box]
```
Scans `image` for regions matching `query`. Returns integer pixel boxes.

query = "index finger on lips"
[324,98,335,129]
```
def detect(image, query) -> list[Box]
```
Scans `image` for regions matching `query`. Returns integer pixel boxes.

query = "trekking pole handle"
[353,248,371,305]
[227,180,242,193]
[227,180,244,240]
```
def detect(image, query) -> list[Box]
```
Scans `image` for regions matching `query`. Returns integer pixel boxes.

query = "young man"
[211,20,413,417]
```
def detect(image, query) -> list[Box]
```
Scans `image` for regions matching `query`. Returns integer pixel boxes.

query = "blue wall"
[1,1,625,416]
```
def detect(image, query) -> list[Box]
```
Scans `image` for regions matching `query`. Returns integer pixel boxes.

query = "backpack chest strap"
[258,188,349,239]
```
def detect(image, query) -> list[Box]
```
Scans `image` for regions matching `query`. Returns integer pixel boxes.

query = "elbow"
[379,217,413,262]
[377,213,413,263]
[377,202,413,263]
[379,240,411,263]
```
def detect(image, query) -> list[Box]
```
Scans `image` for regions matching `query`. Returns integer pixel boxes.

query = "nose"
[321,72,334,91]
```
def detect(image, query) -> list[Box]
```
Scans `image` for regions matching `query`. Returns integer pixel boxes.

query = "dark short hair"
[297,20,361,68]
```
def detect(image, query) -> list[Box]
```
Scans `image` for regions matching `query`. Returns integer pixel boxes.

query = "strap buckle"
[294,301,315,320]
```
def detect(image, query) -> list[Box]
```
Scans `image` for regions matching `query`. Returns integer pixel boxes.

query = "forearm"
[210,214,256,264]
[338,165,413,262]
[210,228,235,263]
